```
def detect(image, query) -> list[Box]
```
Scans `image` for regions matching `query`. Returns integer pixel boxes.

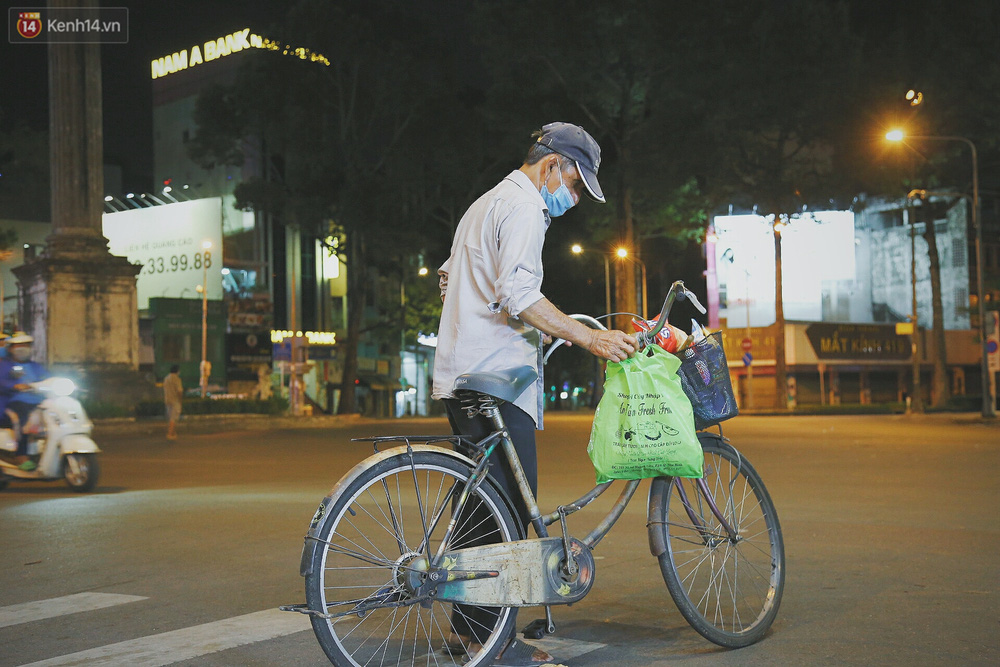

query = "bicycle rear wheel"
[305,449,519,666]
[654,436,785,647]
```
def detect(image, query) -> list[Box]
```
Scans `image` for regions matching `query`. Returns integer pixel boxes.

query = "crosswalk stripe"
[19,608,311,667]
[0,593,148,629]
[531,636,607,661]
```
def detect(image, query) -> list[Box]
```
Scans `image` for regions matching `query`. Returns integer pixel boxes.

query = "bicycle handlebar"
[542,281,707,365]
[541,314,606,365]
[638,280,707,348]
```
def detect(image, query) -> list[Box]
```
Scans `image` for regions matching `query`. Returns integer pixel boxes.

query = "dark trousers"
[443,399,537,643]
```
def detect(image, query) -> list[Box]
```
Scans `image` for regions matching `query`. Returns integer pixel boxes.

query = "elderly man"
[432,122,637,666]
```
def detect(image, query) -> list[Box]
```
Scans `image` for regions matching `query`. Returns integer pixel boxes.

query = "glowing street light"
[886,129,994,417]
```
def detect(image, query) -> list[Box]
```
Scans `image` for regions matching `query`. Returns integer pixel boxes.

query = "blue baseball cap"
[536,122,605,203]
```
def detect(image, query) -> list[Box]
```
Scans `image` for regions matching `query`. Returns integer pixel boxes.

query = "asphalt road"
[1,413,997,666]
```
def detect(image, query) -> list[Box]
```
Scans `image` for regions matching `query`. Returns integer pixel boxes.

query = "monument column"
[13,0,143,399]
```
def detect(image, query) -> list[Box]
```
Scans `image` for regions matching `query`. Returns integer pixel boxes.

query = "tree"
[0,123,49,222]
[853,0,1000,410]
[190,0,476,413]
[472,1,713,328]
[697,0,864,408]
[918,199,951,407]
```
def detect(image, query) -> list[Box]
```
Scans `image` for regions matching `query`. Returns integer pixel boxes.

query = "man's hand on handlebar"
[520,298,636,363]
[587,329,637,363]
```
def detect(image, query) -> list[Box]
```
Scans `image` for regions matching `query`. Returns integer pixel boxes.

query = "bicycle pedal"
[520,618,549,640]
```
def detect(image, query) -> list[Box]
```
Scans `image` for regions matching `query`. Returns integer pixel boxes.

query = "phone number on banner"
[140,251,213,275]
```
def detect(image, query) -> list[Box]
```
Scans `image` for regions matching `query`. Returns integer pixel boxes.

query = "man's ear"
[544,153,560,174]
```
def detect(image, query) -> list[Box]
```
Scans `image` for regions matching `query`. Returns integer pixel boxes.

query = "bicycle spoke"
[659,442,784,647]
[307,453,516,666]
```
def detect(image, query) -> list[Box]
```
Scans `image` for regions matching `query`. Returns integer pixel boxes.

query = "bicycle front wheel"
[305,449,519,666]
[654,437,785,648]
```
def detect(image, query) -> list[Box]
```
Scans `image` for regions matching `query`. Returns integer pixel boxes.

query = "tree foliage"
[0,123,49,222]
[190,0,479,412]
[187,0,999,412]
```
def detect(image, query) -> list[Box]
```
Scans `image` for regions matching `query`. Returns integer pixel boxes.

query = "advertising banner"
[103,198,224,309]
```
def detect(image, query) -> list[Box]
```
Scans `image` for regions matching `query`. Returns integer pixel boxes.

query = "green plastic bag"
[587,344,703,482]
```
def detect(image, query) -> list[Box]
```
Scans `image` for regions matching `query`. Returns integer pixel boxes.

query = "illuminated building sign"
[270,330,337,346]
[151,28,330,79]
[805,323,910,360]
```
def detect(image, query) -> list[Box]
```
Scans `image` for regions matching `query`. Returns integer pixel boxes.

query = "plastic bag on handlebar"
[675,331,739,430]
[630,317,689,353]
[587,345,703,482]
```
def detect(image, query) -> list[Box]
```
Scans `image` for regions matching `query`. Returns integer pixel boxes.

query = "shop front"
[721,320,982,408]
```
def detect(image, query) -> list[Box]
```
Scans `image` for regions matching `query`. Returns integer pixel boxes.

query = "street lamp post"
[199,239,212,399]
[886,131,995,418]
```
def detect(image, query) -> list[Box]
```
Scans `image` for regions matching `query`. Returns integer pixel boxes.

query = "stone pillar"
[13,0,145,403]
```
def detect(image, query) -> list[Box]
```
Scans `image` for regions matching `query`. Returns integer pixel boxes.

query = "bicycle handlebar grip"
[683,288,707,314]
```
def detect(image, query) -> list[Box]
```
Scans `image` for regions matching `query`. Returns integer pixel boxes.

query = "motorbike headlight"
[51,378,76,397]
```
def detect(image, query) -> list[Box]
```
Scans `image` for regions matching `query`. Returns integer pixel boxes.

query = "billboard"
[712,211,856,327]
[102,198,224,309]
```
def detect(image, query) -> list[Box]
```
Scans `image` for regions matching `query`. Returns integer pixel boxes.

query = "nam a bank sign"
[151,28,264,79]
[151,28,330,80]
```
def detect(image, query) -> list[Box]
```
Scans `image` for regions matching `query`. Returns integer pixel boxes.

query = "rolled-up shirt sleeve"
[489,204,547,319]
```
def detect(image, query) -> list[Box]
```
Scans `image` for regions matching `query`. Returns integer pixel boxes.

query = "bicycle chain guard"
[434,536,595,607]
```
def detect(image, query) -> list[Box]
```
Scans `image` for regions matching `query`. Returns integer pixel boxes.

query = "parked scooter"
[0,377,101,492]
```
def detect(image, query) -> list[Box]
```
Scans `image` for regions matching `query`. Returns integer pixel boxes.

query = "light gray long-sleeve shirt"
[431,170,550,428]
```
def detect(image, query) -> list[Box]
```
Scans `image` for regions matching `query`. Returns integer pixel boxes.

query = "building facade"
[710,196,998,408]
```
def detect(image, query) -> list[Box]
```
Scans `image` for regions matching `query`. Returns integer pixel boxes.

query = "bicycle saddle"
[452,366,537,403]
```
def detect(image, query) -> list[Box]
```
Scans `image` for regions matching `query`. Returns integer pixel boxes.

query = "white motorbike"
[0,377,101,492]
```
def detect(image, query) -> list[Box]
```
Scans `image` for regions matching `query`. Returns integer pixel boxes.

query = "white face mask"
[11,347,30,362]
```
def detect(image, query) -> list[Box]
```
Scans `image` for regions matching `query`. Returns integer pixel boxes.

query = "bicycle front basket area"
[676,331,739,430]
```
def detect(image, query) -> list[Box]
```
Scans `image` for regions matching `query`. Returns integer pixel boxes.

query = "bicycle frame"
[429,397,738,573]
[427,280,728,568]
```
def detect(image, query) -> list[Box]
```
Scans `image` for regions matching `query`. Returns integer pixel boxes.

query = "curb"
[92,412,372,436]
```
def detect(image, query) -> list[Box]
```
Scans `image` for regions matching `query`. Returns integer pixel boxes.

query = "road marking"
[20,608,310,667]
[0,593,147,629]
[531,636,607,661]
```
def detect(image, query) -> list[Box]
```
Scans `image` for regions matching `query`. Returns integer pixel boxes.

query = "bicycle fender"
[647,477,671,558]
[299,445,522,577]
[647,432,727,558]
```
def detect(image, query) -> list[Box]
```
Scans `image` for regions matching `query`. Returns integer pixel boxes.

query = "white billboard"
[102,198,224,309]
[712,211,856,327]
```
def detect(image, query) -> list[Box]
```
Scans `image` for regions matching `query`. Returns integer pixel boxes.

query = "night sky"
[1,1,284,193]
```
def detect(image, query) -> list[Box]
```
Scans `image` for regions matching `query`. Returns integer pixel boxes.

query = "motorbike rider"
[0,332,48,470]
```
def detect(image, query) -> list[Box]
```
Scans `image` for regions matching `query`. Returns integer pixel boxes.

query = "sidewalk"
[92,408,998,438]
